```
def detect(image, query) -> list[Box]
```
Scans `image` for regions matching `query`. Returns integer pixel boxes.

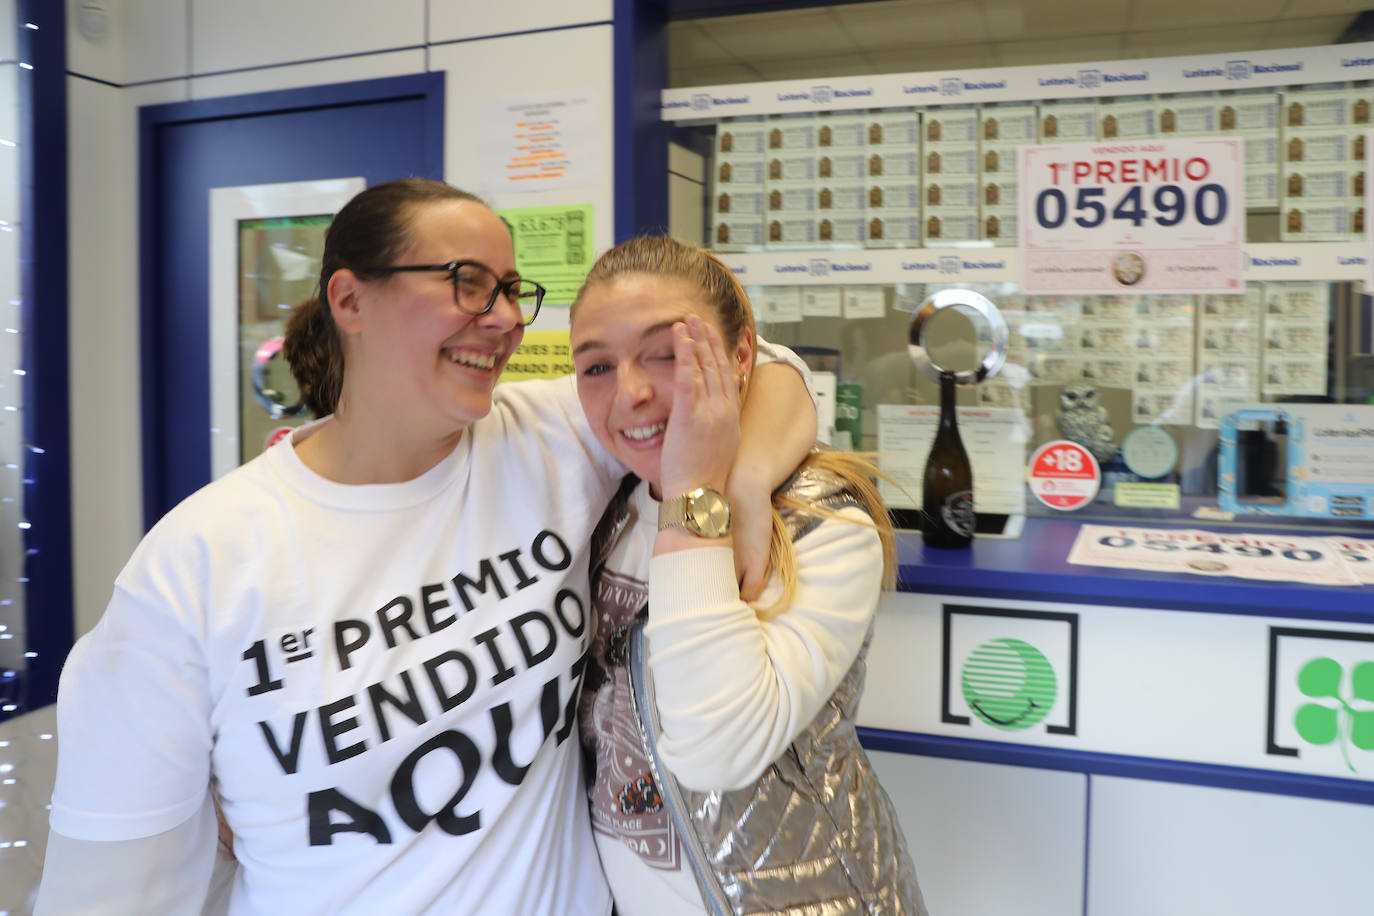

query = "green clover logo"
[1293,657,1374,773]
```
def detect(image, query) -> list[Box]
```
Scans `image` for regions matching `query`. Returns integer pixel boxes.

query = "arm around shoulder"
[646,508,882,790]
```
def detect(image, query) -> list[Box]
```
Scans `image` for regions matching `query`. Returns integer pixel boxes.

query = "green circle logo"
[961,637,1058,730]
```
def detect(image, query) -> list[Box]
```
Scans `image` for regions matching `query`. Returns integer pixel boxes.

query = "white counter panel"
[868,750,1086,916]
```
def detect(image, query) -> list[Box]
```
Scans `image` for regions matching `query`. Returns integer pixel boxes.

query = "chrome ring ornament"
[907,288,1009,385]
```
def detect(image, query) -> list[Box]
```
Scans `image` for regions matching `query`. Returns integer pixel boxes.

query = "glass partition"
[666,55,1374,531]
[753,278,1370,530]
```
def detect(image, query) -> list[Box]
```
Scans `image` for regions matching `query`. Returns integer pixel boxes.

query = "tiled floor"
[0,705,58,916]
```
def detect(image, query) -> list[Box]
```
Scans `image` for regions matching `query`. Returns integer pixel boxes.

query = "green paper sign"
[497,204,594,306]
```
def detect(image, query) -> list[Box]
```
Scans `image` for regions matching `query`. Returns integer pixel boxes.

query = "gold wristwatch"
[657,486,732,538]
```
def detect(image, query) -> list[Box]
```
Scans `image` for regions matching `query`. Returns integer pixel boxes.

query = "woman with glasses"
[35,179,817,915]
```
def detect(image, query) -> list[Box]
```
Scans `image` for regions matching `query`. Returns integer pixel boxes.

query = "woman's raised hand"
[657,315,741,504]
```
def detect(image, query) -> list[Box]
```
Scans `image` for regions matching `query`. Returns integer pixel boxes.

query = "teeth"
[448,350,497,370]
[622,422,665,441]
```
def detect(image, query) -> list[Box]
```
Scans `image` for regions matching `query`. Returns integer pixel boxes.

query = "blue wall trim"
[138,72,445,134]
[137,72,444,529]
[15,0,74,714]
[859,727,1374,807]
[614,0,669,242]
[896,518,1374,621]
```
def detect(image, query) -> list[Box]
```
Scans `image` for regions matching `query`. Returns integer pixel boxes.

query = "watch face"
[685,488,732,537]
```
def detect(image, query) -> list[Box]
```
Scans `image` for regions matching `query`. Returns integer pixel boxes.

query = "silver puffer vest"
[590,466,928,916]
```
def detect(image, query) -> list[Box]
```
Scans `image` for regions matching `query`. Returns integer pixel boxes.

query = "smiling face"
[571,273,749,489]
[336,199,524,437]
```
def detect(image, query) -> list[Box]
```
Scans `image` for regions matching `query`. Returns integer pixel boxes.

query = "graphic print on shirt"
[580,568,684,870]
[237,527,591,847]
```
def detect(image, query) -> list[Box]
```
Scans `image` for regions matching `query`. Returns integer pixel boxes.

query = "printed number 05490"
[1097,535,1323,562]
[1035,184,1227,230]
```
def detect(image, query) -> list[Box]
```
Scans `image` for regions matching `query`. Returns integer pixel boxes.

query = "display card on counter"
[1068,525,1365,586]
[876,405,1029,515]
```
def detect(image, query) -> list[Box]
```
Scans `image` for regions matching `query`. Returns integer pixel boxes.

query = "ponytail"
[282,296,343,417]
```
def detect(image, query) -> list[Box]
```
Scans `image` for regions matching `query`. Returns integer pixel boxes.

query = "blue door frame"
[16,0,72,713]
[137,73,444,528]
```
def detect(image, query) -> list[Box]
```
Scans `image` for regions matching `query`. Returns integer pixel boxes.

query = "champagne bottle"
[921,371,974,548]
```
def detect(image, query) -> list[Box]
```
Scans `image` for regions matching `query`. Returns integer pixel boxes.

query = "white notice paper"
[875,405,1028,515]
[759,287,803,324]
[480,92,600,192]
[802,286,843,317]
[843,286,886,319]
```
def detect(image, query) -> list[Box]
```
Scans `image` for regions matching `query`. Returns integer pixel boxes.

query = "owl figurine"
[1056,384,1117,464]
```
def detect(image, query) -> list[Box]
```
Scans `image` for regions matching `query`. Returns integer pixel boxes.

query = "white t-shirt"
[49,377,620,916]
[579,480,883,916]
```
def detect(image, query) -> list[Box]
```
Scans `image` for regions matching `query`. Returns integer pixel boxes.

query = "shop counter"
[853,517,1374,913]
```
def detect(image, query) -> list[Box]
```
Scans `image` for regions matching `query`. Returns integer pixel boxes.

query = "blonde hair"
[574,236,897,615]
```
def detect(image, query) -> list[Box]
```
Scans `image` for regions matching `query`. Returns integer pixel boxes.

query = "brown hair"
[282,178,485,416]
[573,236,897,615]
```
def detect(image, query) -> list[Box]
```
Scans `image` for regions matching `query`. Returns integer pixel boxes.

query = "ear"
[326,269,366,336]
[734,326,756,386]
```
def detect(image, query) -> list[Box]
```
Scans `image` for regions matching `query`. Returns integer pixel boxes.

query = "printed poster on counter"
[1018,137,1244,294]
[1067,525,1362,587]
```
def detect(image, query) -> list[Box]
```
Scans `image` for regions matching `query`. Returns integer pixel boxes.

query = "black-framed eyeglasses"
[366,260,546,326]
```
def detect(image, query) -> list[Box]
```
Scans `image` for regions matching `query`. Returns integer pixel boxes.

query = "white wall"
[1088,776,1374,915]
[668,140,706,245]
[64,0,615,637]
[869,749,1087,916]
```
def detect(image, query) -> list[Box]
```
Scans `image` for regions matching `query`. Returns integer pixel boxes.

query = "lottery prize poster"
[1067,525,1363,587]
[1019,137,1244,294]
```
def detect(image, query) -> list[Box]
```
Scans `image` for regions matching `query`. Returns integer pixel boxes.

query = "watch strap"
[658,494,689,531]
